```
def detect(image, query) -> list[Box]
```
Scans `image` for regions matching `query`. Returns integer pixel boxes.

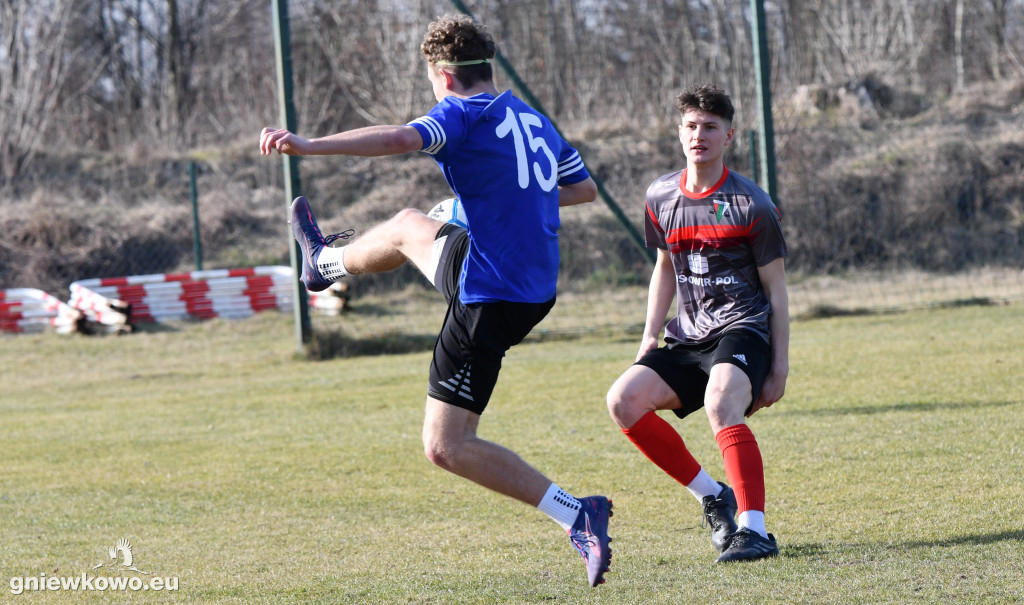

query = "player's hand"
[634,335,660,362]
[259,127,310,156]
[748,368,786,417]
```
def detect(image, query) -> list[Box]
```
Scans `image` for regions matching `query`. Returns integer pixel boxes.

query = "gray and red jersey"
[644,166,787,344]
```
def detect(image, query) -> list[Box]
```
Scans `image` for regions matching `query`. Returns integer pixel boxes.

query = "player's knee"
[606,382,642,428]
[704,397,747,432]
[393,207,424,223]
[422,441,449,470]
[422,434,459,471]
[385,208,430,247]
[704,380,729,406]
[392,208,426,232]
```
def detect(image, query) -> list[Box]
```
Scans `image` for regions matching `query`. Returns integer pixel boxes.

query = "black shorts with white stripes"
[427,224,555,414]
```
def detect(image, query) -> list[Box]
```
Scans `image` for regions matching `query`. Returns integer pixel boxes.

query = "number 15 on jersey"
[495,107,558,192]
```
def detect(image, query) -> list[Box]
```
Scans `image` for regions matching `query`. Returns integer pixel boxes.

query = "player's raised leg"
[336,208,444,278]
[291,196,447,290]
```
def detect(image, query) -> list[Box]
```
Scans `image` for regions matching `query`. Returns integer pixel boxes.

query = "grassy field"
[2,299,1022,604]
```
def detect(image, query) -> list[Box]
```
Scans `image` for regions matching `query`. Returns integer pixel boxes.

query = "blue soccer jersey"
[408,91,590,304]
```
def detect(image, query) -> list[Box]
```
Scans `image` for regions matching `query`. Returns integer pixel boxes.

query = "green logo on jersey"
[713,200,731,222]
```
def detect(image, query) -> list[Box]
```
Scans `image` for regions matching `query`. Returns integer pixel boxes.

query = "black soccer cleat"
[714,528,779,563]
[701,482,738,553]
[288,196,353,292]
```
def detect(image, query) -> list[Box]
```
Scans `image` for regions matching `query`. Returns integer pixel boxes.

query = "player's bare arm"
[636,249,676,361]
[260,124,423,157]
[558,177,598,207]
[749,257,789,415]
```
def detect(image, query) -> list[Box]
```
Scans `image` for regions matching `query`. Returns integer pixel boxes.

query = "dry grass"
[789,266,1024,317]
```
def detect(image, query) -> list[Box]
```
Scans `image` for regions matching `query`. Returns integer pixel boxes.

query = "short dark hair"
[420,14,496,88]
[676,84,734,123]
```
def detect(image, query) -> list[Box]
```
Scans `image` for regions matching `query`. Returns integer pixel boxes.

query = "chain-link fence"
[3,114,1023,336]
[0,159,289,299]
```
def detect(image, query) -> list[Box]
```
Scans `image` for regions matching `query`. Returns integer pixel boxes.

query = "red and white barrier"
[1,288,82,334]
[67,285,131,328]
[68,266,347,326]
[70,266,294,323]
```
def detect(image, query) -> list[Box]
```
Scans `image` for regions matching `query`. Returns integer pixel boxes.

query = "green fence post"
[272,0,310,351]
[189,161,202,271]
[751,0,779,205]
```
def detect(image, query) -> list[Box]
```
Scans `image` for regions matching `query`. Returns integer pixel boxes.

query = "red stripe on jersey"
[666,218,761,250]
[646,202,664,233]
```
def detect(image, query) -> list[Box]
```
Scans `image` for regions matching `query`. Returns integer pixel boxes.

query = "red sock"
[715,423,765,513]
[622,411,702,486]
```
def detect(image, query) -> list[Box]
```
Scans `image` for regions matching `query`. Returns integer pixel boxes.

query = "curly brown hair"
[420,14,496,88]
[676,84,735,123]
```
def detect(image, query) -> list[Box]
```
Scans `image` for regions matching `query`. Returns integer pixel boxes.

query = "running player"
[260,14,613,586]
[606,83,789,563]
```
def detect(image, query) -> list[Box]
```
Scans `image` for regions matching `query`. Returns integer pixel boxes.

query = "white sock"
[738,510,768,538]
[685,469,723,503]
[537,483,581,531]
[317,246,348,280]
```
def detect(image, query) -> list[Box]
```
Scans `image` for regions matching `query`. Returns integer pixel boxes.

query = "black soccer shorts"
[426,223,555,414]
[635,328,772,419]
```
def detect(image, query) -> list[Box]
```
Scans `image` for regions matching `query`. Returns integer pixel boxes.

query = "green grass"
[2,301,1023,604]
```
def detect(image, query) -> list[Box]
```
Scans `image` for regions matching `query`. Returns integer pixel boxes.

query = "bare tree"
[4,0,1024,169]
[954,0,965,92]
[185,1,276,143]
[0,0,97,181]
[165,0,187,141]
[984,0,1012,79]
